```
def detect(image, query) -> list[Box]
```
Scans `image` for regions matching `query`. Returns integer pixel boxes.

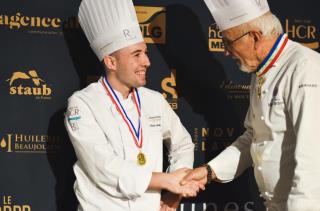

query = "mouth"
[135,70,146,76]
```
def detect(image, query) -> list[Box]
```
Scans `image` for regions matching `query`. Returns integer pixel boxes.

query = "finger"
[198,182,206,190]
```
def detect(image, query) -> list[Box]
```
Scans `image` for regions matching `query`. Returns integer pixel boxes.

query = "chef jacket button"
[257,166,262,171]
[263,90,268,94]
[261,116,265,120]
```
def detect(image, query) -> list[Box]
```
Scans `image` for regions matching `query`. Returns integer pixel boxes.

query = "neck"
[106,75,131,99]
[257,35,279,64]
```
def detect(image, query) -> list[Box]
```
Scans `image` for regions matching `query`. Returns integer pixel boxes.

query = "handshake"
[156,166,215,211]
[165,167,207,197]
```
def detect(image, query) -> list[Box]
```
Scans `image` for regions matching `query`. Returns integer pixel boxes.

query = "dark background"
[1,0,319,210]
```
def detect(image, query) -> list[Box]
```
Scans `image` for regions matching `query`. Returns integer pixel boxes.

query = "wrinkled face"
[222,29,259,73]
[113,42,150,89]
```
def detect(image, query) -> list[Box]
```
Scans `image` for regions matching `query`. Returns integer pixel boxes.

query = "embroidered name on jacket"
[148,116,161,127]
[268,97,284,107]
[298,83,318,88]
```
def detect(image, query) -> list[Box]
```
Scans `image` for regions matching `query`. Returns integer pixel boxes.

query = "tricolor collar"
[255,33,288,77]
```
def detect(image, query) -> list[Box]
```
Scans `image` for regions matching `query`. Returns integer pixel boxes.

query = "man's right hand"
[180,166,215,187]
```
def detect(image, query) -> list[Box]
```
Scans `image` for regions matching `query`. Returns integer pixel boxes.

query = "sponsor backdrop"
[1,0,318,210]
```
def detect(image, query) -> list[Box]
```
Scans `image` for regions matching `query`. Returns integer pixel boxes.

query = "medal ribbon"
[256,33,288,77]
[101,77,143,148]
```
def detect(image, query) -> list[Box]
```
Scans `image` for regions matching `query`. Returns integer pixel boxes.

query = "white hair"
[240,12,283,38]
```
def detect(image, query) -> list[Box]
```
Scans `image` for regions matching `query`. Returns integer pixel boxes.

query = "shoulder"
[68,80,105,105]
[138,87,165,101]
[282,40,320,79]
[286,40,320,70]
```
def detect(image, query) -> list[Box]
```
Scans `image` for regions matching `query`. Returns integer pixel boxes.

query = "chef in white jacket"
[182,0,320,210]
[64,0,200,210]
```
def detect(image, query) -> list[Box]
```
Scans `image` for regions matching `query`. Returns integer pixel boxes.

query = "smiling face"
[104,41,150,97]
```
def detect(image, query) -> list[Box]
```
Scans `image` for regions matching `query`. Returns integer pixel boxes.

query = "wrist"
[162,173,173,191]
[202,164,213,184]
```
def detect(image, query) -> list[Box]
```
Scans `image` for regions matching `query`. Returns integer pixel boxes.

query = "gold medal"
[137,152,146,166]
[257,76,265,98]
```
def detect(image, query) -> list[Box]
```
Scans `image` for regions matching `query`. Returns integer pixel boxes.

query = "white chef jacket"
[209,39,320,211]
[65,78,194,211]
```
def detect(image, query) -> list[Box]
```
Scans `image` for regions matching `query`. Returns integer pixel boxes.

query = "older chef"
[182,0,320,210]
[64,0,200,210]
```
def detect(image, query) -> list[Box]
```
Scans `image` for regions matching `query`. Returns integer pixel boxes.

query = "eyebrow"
[130,49,142,55]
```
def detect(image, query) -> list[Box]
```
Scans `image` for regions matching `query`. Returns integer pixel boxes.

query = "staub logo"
[136,6,166,44]
[6,69,52,99]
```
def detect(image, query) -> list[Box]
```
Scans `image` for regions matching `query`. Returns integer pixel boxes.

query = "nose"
[143,54,151,68]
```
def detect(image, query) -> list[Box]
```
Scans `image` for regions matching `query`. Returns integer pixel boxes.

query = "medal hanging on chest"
[255,34,289,99]
[101,77,146,166]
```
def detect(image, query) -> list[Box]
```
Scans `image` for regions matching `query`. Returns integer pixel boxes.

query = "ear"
[103,55,117,71]
[250,31,263,50]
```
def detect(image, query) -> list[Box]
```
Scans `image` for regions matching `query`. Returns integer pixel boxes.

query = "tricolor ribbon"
[256,33,288,77]
[101,77,143,148]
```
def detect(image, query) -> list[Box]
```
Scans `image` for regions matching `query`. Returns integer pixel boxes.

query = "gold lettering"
[202,128,209,137]
[0,15,4,25]
[9,87,17,95]
[40,135,46,142]
[24,87,32,95]
[208,26,217,38]
[41,17,51,27]
[3,205,12,211]
[308,26,316,39]
[24,135,31,142]
[201,141,206,151]
[30,16,41,27]
[20,16,30,27]
[296,25,307,38]
[161,70,177,99]
[15,134,23,142]
[22,205,31,211]
[33,86,41,95]
[42,85,52,95]
[285,19,296,38]
[9,12,21,29]
[51,18,61,28]
[3,195,12,204]
[17,85,24,95]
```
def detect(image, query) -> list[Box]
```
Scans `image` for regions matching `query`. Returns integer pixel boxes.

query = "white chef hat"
[78,0,144,60]
[204,0,270,31]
